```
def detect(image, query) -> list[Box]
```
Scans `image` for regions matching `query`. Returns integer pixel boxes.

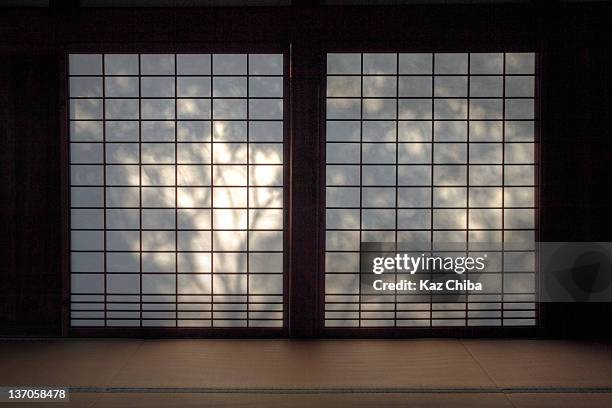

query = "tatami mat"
[0,339,611,407]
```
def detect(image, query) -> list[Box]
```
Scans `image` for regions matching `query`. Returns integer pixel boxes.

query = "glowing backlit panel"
[69,53,284,328]
[325,53,537,328]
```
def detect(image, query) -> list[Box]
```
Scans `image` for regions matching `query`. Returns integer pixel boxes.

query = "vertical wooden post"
[289,26,322,338]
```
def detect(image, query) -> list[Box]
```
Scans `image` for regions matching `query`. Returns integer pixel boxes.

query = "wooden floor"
[0,339,611,407]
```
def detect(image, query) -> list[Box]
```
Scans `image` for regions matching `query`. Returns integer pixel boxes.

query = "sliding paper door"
[68,53,285,329]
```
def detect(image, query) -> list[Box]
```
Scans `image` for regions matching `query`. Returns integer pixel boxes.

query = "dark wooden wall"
[0,3,610,337]
[538,5,612,338]
[1,53,61,335]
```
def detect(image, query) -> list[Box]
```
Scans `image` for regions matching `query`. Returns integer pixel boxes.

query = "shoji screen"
[325,53,537,328]
[68,53,284,328]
